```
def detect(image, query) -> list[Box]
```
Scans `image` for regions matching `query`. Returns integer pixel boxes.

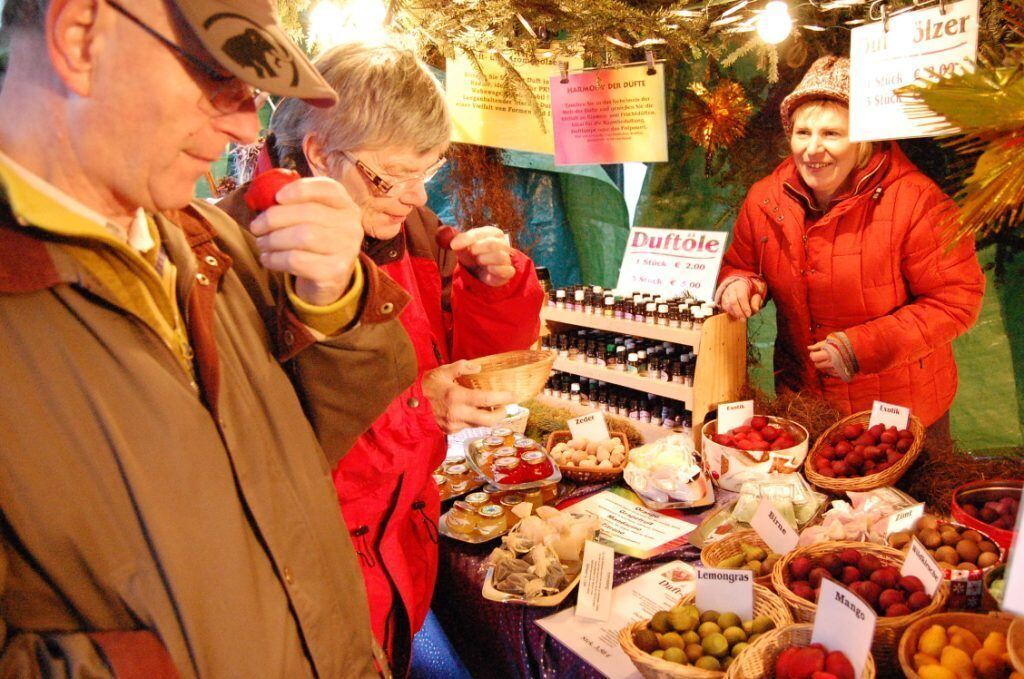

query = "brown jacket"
[0,195,416,678]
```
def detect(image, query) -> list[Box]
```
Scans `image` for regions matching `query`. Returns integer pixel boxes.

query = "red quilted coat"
[719,142,984,426]
[337,207,544,670]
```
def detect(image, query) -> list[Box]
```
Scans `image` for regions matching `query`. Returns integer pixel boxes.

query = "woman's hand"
[808,338,854,382]
[421,360,516,434]
[720,278,764,320]
[449,226,516,287]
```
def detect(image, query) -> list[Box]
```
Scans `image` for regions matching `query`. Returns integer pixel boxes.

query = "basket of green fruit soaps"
[618,583,793,678]
[700,531,780,591]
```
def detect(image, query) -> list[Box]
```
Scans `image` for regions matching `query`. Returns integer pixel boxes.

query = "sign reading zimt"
[849,0,979,142]
[615,227,727,301]
[446,51,583,154]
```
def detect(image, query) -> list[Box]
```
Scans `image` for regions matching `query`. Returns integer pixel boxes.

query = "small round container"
[499,493,526,516]
[482,436,505,451]
[493,457,523,484]
[983,563,1006,611]
[432,474,448,489]
[464,491,490,508]
[445,501,478,535]
[476,504,508,537]
[951,479,1022,551]
[521,450,552,480]
[491,428,515,446]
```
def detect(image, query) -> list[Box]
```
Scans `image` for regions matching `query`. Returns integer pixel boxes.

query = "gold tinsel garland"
[680,80,754,154]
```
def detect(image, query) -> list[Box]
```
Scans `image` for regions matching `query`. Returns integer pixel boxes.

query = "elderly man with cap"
[0,0,416,677]
[716,55,984,436]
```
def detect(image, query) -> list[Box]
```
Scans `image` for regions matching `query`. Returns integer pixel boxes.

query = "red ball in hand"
[244,168,301,212]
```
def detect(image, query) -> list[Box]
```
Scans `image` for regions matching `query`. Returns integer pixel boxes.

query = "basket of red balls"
[803,411,925,493]
[770,541,948,669]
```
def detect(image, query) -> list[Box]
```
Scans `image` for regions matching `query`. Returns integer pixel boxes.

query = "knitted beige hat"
[779,55,850,136]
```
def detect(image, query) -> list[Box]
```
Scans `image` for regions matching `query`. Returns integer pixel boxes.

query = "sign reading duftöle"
[615,227,726,300]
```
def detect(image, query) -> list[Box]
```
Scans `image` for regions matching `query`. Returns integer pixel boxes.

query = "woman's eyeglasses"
[338,151,447,197]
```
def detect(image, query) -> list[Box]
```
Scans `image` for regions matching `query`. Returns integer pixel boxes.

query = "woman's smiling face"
[789,101,859,208]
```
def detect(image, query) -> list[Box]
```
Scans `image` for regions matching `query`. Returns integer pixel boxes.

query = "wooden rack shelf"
[540,305,747,443]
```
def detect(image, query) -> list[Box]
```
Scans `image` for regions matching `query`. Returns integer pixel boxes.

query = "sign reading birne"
[615,227,727,301]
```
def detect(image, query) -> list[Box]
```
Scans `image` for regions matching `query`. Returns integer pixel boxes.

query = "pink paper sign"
[550,63,668,166]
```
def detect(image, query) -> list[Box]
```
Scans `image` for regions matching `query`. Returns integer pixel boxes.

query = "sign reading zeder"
[615,227,727,301]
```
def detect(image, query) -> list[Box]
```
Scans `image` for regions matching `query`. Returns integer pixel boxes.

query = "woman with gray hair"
[220,41,544,676]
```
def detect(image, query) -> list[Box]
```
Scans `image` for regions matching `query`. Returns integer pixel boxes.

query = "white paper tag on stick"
[568,412,611,443]
[868,400,910,430]
[696,567,753,620]
[812,579,877,679]
[901,537,944,596]
[1000,489,1024,617]
[886,503,925,537]
[750,497,799,555]
[575,540,615,621]
[717,400,754,435]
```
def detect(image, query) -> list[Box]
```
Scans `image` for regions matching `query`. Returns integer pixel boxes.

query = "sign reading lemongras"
[615,227,726,300]
[849,0,979,142]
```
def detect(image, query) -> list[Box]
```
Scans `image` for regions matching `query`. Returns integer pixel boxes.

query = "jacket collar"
[780,143,893,216]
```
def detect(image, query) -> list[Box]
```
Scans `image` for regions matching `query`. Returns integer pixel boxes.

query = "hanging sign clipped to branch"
[446,51,584,155]
[849,0,979,142]
[549,61,668,166]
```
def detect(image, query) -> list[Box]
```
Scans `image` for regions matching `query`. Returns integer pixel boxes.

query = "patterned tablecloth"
[433,482,738,678]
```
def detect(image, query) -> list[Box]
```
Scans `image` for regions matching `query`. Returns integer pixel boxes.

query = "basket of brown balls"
[546,431,629,483]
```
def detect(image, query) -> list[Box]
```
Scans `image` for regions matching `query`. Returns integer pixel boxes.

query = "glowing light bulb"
[309,0,388,51]
[756,1,793,44]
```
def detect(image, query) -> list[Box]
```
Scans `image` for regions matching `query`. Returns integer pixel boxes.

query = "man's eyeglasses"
[105,0,260,114]
[338,151,447,197]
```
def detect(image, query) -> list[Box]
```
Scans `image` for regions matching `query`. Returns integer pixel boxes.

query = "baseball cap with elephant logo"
[173,0,338,107]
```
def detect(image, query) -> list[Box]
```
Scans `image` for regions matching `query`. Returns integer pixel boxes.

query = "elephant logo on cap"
[203,13,299,87]
[222,28,280,79]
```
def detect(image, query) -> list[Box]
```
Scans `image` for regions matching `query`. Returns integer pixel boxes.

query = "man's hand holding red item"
[248,174,364,306]
[448,226,516,287]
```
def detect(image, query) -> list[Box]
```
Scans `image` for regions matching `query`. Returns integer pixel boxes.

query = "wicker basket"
[1010,616,1024,674]
[804,411,926,493]
[700,531,776,591]
[771,540,950,669]
[546,430,629,483]
[455,350,556,403]
[898,611,1017,678]
[618,583,793,678]
[724,623,877,678]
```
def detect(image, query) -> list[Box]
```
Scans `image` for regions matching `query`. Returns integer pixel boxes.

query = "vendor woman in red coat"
[223,42,544,675]
[717,55,984,434]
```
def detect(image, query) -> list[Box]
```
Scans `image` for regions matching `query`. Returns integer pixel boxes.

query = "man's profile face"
[74,0,260,213]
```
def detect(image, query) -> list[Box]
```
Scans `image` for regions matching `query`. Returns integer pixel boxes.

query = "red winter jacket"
[337,207,544,670]
[719,142,984,426]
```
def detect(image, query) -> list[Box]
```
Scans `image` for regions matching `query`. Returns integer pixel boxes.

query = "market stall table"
[433,481,737,678]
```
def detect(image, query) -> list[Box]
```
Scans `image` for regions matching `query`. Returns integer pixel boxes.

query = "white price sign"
[849,0,979,142]
[696,567,753,621]
[812,579,878,679]
[750,497,800,555]
[886,503,926,537]
[717,400,754,435]
[996,489,1024,617]
[615,227,726,301]
[575,540,616,621]
[868,400,911,430]
[568,412,611,443]
[901,537,944,596]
